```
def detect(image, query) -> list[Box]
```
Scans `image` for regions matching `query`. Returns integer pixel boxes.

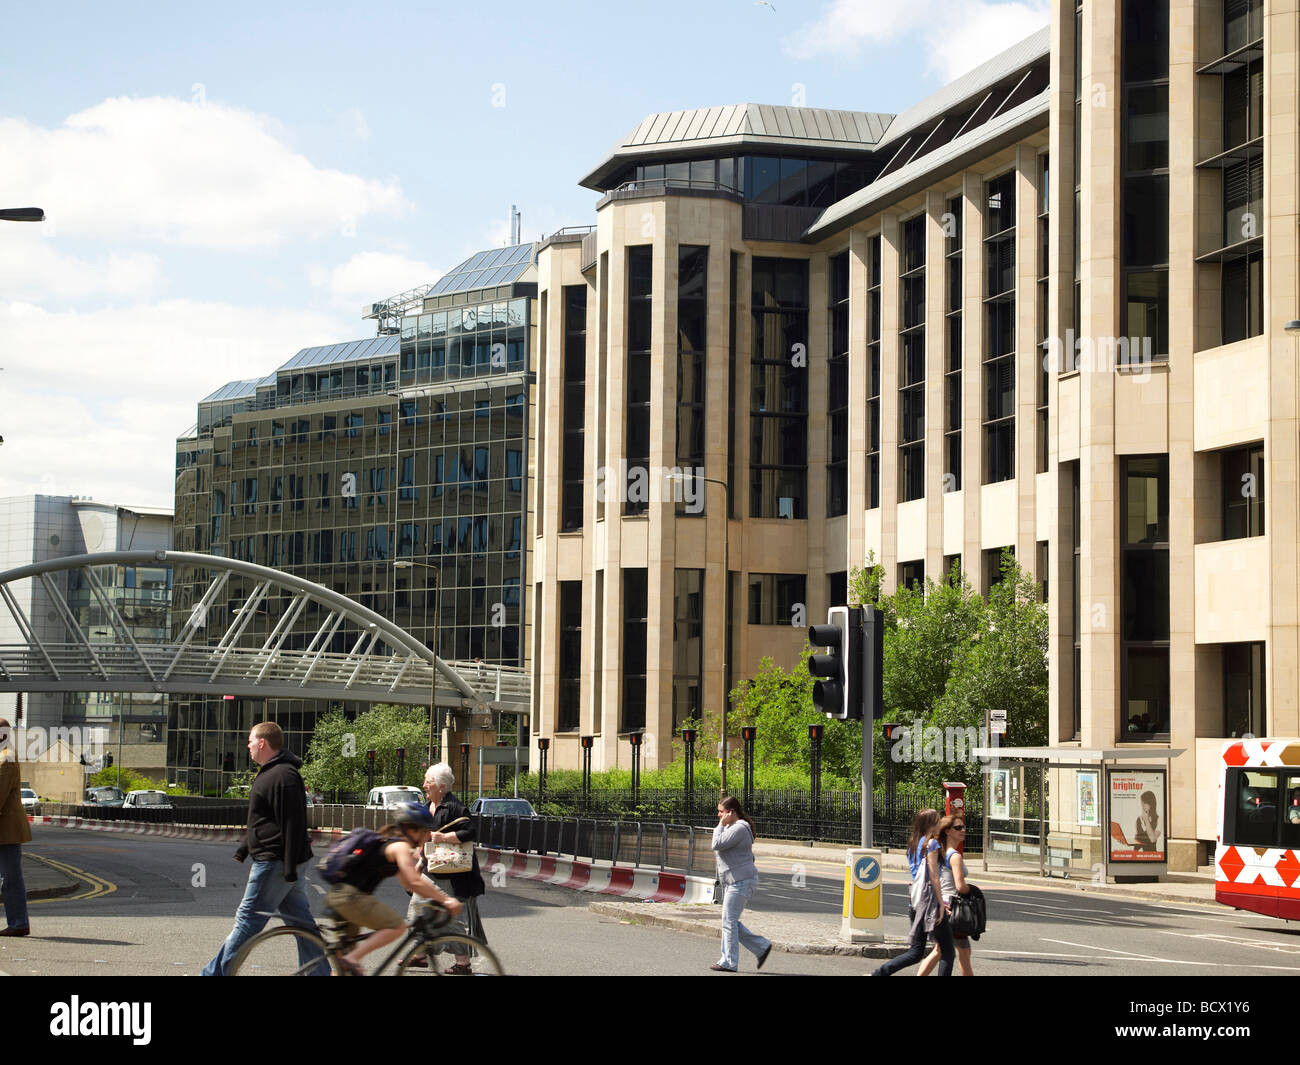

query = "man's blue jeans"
[718,877,770,971]
[201,859,328,976]
[0,844,28,930]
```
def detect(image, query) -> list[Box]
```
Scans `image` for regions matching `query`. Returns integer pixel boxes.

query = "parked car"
[364,785,425,810]
[20,788,39,812]
[122,790,173,810]
[469,797,537,818]
[85,785,125,807]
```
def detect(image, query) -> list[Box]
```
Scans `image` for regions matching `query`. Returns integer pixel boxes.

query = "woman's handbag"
[949,884,987,940]
[423,816,474,875]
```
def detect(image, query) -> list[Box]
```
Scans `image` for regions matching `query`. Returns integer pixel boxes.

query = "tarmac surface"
[17,828,1222,959]
[590,838,1221,958]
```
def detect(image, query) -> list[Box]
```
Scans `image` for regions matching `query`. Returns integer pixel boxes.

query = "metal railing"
[477,813,714,878]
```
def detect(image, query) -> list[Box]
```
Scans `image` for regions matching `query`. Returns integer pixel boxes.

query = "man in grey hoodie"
[201,721,327,975]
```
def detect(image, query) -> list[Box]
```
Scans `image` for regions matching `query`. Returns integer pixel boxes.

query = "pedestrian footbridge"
[0,551,528,716]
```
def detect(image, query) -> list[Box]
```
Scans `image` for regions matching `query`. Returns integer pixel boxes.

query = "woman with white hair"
[404,762,487,973]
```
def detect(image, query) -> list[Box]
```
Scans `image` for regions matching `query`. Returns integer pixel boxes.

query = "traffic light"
[809,606,863,720]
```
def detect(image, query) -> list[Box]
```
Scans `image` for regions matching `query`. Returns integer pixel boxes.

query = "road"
[7,827,1300,977]
[749,853,1300,975]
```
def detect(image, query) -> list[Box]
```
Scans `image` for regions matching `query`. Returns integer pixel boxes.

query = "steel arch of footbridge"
[0,551,528,714]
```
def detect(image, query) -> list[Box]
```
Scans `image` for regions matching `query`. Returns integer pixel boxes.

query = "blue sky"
[0,0,1049,508]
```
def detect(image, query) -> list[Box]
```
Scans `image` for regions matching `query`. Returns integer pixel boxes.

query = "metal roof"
[425,243,537,298]
[199,379,261,403]
[875,26,1050,149]
[581,103,895,189]
[804,91,1050,241]
[277,334,400,372]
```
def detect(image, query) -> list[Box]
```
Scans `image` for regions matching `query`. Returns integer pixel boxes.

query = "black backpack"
[950,883,987,940]
[318,828,386,885]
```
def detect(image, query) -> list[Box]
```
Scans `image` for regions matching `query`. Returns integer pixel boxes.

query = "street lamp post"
[668,471,731,795]
[393,559,441,766]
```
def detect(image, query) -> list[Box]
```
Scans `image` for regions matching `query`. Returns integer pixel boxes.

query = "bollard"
[840,848,885,943]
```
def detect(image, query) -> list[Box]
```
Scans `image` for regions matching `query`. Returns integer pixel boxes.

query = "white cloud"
[309,251,443,312]
[0,97,409,249]
[788,0,1050,81]
[0,230,162,303]
[0,299,353,507]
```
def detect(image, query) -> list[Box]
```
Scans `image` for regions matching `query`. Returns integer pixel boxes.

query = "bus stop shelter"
[970,746,1185,882]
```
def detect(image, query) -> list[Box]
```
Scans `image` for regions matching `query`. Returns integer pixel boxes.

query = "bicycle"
[229,901,504,976]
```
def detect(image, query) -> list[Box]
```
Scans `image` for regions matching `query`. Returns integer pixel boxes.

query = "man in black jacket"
[202,721,328,975]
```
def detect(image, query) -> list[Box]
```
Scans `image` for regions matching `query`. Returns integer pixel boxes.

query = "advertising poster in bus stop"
[1107,769,1165,861]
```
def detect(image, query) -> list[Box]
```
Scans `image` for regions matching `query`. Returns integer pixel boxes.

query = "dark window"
[621,569,648,732]
[677,246,708,515]
[899,215,926,502]
[673,569,704,728]
[1222,443,1265,539]
[562,285,587,532]
[827,251,850,516]
[558,581,582,731]
[750,258,809,518]
[1121,455,1169,737]
[945,195,963,492]
[867,235,882,509]
[747,573,806,626]
[1224,642,1265,738]
[983,172,1016,484]
[898,561,924,591]
[626,247,652,516]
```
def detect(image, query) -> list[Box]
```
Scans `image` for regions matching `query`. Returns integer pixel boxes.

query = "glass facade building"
[169,247,536,795]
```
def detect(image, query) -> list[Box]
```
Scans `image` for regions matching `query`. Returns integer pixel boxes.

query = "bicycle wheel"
[230,926,339,976]
[398,934,503,976]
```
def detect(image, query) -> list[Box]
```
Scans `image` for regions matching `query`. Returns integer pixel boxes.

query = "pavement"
[588,838,1222,959]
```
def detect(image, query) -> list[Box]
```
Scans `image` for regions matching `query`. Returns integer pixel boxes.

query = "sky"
[0,0,1049,509]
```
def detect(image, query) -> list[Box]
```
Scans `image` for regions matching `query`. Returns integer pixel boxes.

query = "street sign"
[990,709,1007,735]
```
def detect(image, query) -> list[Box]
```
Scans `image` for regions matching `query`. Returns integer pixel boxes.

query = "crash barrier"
[477,845,716,904]
[40,801,249,826]
[478,814,719,879]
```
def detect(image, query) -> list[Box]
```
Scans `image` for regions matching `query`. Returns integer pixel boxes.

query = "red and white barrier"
[477,846,714,904]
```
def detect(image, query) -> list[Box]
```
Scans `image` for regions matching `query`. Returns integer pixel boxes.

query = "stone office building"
[170,244,536,795]
[530,0,1295,869]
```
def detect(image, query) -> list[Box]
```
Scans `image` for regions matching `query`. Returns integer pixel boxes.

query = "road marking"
[26,853,117,903]
[1014,909,1120,925]
[1040,937,1214,967]
[980,948,1099,959]
[1155,930,1300,955]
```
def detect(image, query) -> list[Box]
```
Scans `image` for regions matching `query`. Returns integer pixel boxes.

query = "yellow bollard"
[840,848,885,943]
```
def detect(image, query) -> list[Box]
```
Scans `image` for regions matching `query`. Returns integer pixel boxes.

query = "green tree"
[302,704,431,795]
[727,651,863,781]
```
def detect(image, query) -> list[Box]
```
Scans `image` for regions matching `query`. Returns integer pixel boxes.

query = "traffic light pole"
[861,619,872,849]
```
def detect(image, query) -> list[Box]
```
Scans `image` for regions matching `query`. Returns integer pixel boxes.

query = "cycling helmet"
[393,802,436,830]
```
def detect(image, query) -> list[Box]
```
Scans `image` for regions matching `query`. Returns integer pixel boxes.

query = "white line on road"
[1155,930,1300,955]
[1040,937,1215,967]
[979,949,1100,960]
[1014,909,1124,925]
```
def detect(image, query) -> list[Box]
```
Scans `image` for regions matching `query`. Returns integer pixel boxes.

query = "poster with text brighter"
[1107,768,1165,862]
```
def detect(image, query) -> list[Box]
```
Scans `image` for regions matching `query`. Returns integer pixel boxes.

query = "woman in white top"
[710,795,772,973]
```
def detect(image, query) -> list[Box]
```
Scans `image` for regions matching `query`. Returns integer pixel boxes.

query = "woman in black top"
[406,763,486,974]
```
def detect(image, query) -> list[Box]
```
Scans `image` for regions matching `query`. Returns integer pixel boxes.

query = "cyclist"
[325,802,462,975]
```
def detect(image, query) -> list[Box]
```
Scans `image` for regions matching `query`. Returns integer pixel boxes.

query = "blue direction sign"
[853,854,881,889]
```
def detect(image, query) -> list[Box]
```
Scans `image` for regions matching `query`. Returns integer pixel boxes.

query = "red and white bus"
[1215,738,1300,920]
